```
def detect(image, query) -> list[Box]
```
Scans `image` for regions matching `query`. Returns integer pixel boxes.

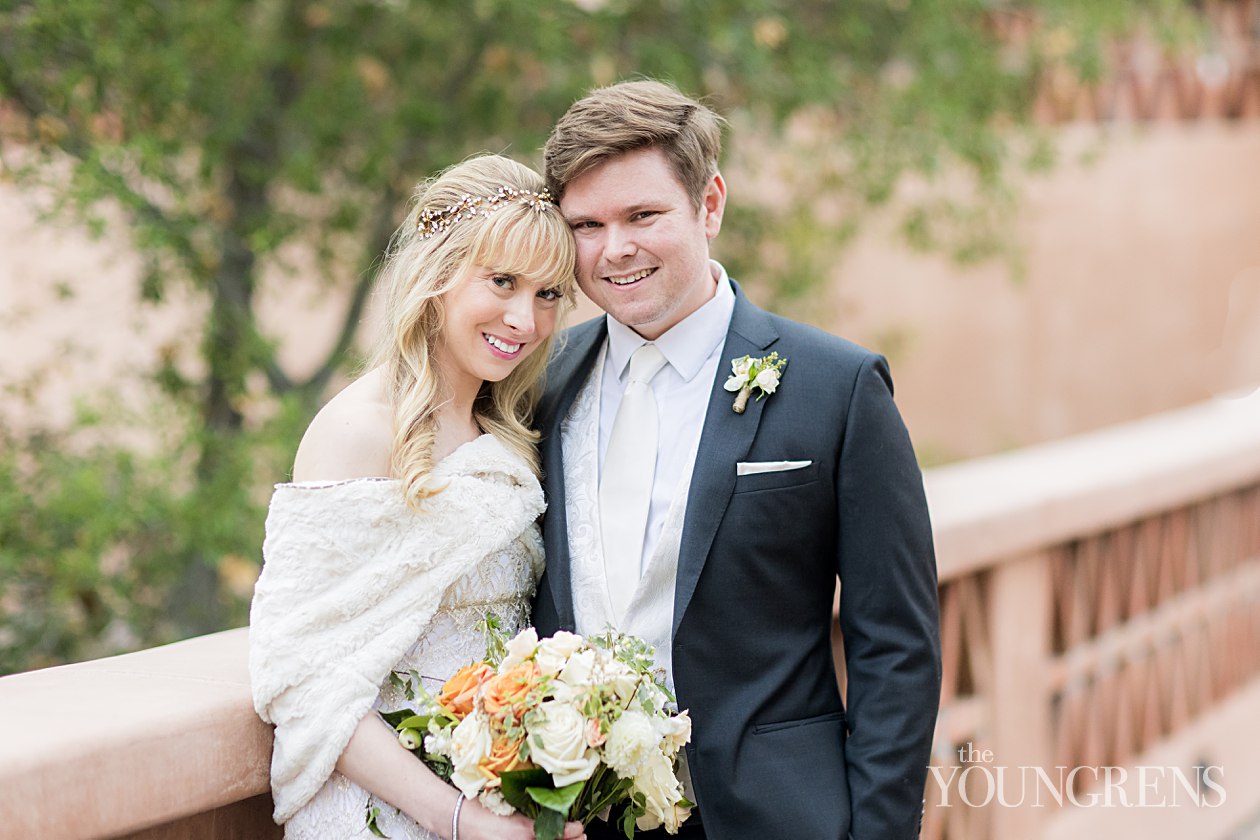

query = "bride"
[249,155,586,840]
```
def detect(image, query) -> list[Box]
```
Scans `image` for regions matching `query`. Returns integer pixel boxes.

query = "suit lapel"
[538,318,607,630]
[673,287,780,637]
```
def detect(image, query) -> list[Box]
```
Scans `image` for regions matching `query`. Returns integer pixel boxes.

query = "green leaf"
[527,781,584,814]
[379,709,415,729]
[365,803,389,838]
[500,768,552,815]
[619,802,639,838]
[584,776,634,824]
[534,807,565,840]
[393,715,431,731]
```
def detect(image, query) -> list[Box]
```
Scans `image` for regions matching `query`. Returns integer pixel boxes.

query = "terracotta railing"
[2,390,1257,839]
[923,388,1260,840]
[0,629,277,839]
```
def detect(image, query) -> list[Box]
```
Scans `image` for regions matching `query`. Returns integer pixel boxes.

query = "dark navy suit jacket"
[532,283,941,839]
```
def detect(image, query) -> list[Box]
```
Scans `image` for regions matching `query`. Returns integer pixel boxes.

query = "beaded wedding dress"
[249,435,545,840]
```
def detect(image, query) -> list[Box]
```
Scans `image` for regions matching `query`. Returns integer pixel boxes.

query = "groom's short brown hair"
[544,79,725,209]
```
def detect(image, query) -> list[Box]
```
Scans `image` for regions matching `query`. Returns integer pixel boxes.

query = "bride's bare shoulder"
[291,367,393,482]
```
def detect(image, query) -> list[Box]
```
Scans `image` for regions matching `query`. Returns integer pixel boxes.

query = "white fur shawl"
[248,434,544,823]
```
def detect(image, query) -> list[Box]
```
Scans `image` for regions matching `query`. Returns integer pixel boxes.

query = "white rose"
[499,627,539,671]
[528,701,600,786]
[723,373,745,393]
[603,709,659,778]
[633,749,690,833]
[449,711,493,797]
[732,356,753,377]
[558,648,596,688]
[535,631,585,676]
[547,678,581,705]
[655,711,691,756]
[753,367,780,394]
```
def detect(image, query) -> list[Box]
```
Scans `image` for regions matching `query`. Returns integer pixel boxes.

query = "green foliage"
[0,392,305,674]
[0,0,1200,671]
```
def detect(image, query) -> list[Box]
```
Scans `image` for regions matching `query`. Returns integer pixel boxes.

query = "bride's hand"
[456,796,586,840]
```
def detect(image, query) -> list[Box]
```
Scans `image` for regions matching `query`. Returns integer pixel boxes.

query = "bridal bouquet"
[375,620,693,839]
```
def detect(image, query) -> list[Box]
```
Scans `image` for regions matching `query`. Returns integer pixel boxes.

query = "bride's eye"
[491,273,515,289]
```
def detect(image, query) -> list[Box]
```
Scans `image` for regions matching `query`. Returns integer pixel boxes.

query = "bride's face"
[434,263,563,395]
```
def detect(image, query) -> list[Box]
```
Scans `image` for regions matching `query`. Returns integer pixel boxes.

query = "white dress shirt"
[598,260,736,576]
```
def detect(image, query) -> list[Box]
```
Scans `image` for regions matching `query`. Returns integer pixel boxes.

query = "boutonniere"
[724,352,787,414]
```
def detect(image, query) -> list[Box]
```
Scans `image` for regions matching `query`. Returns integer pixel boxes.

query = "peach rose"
[482,661,540,722]
[585,717,608,748]
[478,734,534,785]
[438,662,494,718]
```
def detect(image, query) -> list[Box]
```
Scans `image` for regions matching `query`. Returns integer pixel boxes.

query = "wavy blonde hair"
[371,154,576,508]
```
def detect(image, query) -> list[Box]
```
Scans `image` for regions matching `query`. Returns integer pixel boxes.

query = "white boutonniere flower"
[723,352,787,413]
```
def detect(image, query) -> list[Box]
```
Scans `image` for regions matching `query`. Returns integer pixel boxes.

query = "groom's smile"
[604,267,657,286]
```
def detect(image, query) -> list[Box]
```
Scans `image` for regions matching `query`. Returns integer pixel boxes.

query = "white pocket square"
[736,460,813,476]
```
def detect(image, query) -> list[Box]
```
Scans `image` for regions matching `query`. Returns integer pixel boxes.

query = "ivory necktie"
[600,343,668,623]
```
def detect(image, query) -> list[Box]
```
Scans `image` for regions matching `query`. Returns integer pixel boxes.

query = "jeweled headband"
[417,185,557,240]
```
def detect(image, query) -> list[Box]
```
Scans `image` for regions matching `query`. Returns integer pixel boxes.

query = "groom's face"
[560,146,725,340]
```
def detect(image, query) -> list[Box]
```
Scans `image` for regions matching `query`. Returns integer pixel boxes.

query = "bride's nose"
[501,293,536,337]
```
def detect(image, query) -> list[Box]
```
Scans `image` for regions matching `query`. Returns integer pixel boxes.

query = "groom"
[532,80,941,840]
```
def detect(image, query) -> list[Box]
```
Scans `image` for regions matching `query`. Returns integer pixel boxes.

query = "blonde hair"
[544,79,726,208]
[371,154,576,508]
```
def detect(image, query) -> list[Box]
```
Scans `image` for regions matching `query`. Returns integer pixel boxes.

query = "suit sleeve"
[836,354,941,839]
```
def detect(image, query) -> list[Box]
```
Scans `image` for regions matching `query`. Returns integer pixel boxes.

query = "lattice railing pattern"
[922,572,995,840]
[1049,484,1260,786]
[919,480,1260,840]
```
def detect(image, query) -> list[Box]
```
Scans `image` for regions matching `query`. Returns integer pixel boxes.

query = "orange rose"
[478,734,535,785]
[481,661,540,722]
[438,662,494,718]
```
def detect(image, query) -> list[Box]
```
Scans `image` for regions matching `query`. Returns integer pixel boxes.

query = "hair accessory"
[418,185,556,240]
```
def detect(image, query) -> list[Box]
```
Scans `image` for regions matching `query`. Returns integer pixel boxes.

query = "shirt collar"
[606,260,735,384]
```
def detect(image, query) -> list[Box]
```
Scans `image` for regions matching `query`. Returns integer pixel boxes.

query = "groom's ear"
[702,171,726,239]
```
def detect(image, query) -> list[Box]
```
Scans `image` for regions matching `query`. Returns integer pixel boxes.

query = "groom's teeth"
[484,334,521,353]
[608,268,652,285]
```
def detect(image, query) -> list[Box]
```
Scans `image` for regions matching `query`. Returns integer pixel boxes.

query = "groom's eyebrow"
[564,203,657,223]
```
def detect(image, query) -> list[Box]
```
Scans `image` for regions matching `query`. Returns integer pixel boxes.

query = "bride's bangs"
[467,204,576,298]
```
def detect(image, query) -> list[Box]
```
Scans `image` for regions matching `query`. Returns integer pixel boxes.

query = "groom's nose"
[603,223,637,261]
